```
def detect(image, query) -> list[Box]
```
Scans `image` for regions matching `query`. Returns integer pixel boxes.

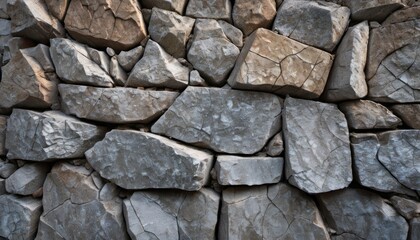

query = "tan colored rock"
[140,0,188,15]
[390,104,420,129]
[233,0,277,36]
[342,0,405,22]
[266,132,283,157]
[44,0,69,20]
[228,28,334,99]
[64,0,147,51]
[186,0,232,22]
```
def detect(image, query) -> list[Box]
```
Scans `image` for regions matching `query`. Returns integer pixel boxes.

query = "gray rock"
[0,116,6,156]
[123,188,219,240]
[232,0,277,36]
[186,0,232,22]
[342,0,405,22]
[6,109,106,161]
[0,0,8,18]
[219,183,330,240]
[1,37,36,66]
[36,162,129,240]
[390,196,420,220]
[44,0,69,20]
[317,188,409,240]
[140,0,188,15]
[50,38,114,87]
[117,45,144,72]
[215,155,283,186]
[266,132,284,156]
[0,178,4,195]
[126,39,189,89]
[228,28,334,99]
[339,100,402,129]
[189,70,208,86]
[391,104,420,129]
[217,20,244,48]
[106,47,115,57]
[149,8,195,58]
[273,0,350,52]
[87,47,110,74]
[0,19,11,53]
[283,96,352,194]
[410,218,420,240]
[152,86,282,154]
[7,0,65,44]
[85,130,213,190]
[324,21,369,102]
[5,163,49,195]
[187,19,240,86]
[110,56,127,86]
[0,194,42,240]
[0,160,17,179]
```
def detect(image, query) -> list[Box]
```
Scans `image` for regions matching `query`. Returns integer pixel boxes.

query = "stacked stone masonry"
[0,0,419,239]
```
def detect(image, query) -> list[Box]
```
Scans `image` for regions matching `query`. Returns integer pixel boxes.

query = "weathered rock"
[44,0,69,20]
[152,87,282,154]
[266,132,284,156]
[187,19,240,86]
[342,0,405,22]
[0,116,6,156]
[215,155,283,186]
[87,47,111,74]
[0,0,8,18]
[317,188,409,240]
[1,37,36,65]
[110,56,127,86]
[390,196,420,220]
[0,159,17,178]
[6,109,106,161]
[351,133,416,196]
[0,194,42,240]
[233,0,277,36]
[273,0,350,52]
[220,183,330,240]
[410,218,420,240]
[5,163,49,195]
[123,188,219,240]
[324,21,369,102]
[50,38,114,87]
[140,0,188,14]
[283,96,352,194]
[149,8,195,58]
[126,39,189,89]
[64,0,147,51]
[186,0,232,22]
[339,100,402,129]
[117,45,144,72]
[85,130,213,190]
[36,162,129,240]
[391,104,420,129]
[217,20,244,48]
[7,0,65,44]
[189,70,207,86]
[228,28,334,99]
[0,19,11,52]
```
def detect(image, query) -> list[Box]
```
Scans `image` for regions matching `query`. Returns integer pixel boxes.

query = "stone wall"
[0,0,419,239]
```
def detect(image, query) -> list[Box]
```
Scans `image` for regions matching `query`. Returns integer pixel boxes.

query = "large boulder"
[232,0,277,36]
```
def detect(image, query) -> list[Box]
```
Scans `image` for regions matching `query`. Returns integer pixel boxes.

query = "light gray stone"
[0,160,17,179]
[283,96,352,194]
[233,0,277,36]
[215,155,283,186]
[0,194,42,240]
[186,0,232,22]
[6,109,106,161]
[117,45,144,72]
[123,188,219,240]
[87,47,110,74]
[390,196,420,220]
[342,0,405,22]
[85,130,214,190]
[149,8,195,58]
[110,56,127,86]
[0,116,6,156]
[187,19,240,86]
[0,0,8,18]
[140,0,188,15]
[228,28,334,99]
[273,0,350,52]
[410,218,420,240]
[126,39,189,89]
[266,132,283,157]
[317,188,409,240]
[0,19,11,53]
[152,86,282,154]
[5,163,49,195]
[217,20,244,48]
[219,183,330,240]
[106,47,115,57]
[189,70,207,86]
[391,104,420,129]
[44,0,69,20]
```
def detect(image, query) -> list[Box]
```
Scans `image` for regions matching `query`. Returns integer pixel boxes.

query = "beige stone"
[233,0,277,36]
[390,104,420,129]
[44,0,69,20]
[140,0,188,15]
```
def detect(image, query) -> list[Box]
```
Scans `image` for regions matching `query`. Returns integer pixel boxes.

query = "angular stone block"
[5,163,49,195]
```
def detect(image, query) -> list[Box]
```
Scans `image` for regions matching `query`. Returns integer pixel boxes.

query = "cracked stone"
[36,162,129,240]
[218,20,244,48]
[116,45,144,72]
[5,163,49,195]
[390,104,420,129]
[50,38,114,87]
[64,0,147,51]
[219,183,330,240]
[0,194,42,240]
[126,39,189,89]
[149,8,195,58]
[0,116,6,156]
[272,0,350,52]
[266,132,284,157]
[283,96,352,194]
[342,0,405,22]
[110,56,127,86]
[0,159,17,178]
[215,155,283,186]
[187,19,240,86]
[151,86,282,154]
[85,130,214,191]
[123,188,219,240]
[317,188,409,240]
[228,28,334,99]
[339,100,402,130]
[186,0,232,22]
[140,0,188,14]
[5,109,106,161]
[390,196,420,220]
[233,0,277,36]
[44,0,69,20]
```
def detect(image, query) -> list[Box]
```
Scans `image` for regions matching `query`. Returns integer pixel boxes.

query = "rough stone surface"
[0,160,17,179]
[233,0,277,36]
[391,104,420,129]
[85,130,214,191]
[266,132,284,157]
[44,0,69,20]
[220,183,330,240]
[64,0,147,51]
[228,28,334,99]
[324,21,369,102]
[140,0,188,15]
[0,116,6,156]
[187,19,240,86]
[123,188,219,240]
[410,218,420,240]
[50,38,114,87]
[110,56,127,85]
[5,163,49,195]
[36,162,129,240]
[273,0,350,52]
[283,96,352,194]
[0,194,42,240]
[339,100,402,129]
[126,39,189,89]
[317,188,409,240]
[390,196,420,220]
[215,155,283,186]
[217,20,244,48]
[152,87,282,154]
[116,45,144,72]
[186,0,232,22]
[6,109,106,161]
[59,84,179,124]
[149,8,195,58]
[189,70,207,86]
[342,0,405,22]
